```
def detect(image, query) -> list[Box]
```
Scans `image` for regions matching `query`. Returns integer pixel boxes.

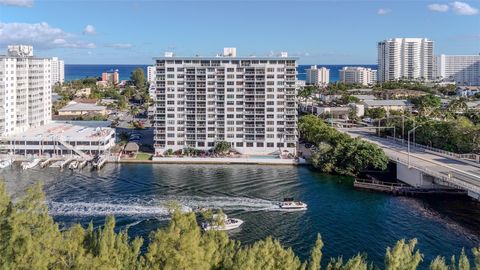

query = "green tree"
[385,239,423,270]
[130,68,146,88]
[365,107,387,120]
[447,98,468,114]
[300,115,388,176]
[307,234,324,270]
[214,141,231,154]
[410,94,441,117]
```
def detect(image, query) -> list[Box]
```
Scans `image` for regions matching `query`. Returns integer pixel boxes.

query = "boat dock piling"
[354,178,467,197]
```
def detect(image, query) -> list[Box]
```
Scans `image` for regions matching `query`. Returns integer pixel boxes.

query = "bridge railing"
[386,136,480,164]
[392,155,480,196]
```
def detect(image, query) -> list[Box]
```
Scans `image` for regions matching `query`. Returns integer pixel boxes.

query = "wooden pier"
[354,179,468,197]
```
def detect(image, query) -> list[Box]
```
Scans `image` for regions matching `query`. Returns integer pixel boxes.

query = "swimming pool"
[248,155,280,159]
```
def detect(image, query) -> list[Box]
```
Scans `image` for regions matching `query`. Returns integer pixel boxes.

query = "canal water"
[2,164,479,268]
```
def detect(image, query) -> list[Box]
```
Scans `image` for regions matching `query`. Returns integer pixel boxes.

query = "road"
[339,129,480,195]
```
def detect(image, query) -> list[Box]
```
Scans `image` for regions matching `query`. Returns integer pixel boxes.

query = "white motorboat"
[21,158,41,170]
[68,160,78,170]
[202,214,244,231]
[0,159,12,169]
[278,198,308,211]
[49,160,64,168]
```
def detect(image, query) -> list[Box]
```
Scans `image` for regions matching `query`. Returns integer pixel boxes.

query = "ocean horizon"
[65,64,378,83]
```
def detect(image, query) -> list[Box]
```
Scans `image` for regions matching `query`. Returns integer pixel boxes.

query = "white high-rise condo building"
[0,45,51,136]
[51,57,64,85]
[339,66,377,86]
[434,54,480,86]
[147,66,156,83]
[153,48,297,156]
[306,65,329,86]
[378,38,434,82]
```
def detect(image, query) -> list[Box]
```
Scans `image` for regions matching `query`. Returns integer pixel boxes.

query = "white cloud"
[377,8,391,15]
[428,3,449,12]
[105,43,133,49]
[0,22,96,49]
[0,0,33,7]
[83,24,96,35]
[450,1,478,15]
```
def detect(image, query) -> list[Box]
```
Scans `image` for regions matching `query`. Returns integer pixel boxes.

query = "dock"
[354,178,468,197]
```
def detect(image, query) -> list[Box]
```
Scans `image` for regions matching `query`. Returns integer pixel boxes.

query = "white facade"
[147,65,156,83]
[0,45,52,136]
[306,65,329,86]
[153,51,297,156]
[434,54,480,86]
[0,121,115,157]
[51,57,64,85]
[339,66,377,85]
[378,38,434,82]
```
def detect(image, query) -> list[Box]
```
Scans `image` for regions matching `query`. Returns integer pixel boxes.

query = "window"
[277,143,284,147]
[236,142,243,147]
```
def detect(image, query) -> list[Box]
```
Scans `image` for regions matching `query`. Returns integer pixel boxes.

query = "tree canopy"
[410,94,441,117]
[299,115,389,176]
[0,181,479,270]
[214,141,231,154]
[130,68,146,88]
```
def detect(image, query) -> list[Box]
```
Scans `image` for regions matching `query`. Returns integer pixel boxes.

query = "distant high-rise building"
[306,65,329,86]
[377,38,434,82]
[0,45,52,136]
[147,66,156,83]
[51,57,64,85]
[434,54,480,86]
[102,69,119,84]
[153,48,297,156]
[339,67,377,86]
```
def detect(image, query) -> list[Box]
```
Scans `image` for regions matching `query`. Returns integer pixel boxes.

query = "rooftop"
[58,102,106,112]
[2,121,114,141]
[352,95,376,101]
[362,100,410,106]
[153,56,297,61]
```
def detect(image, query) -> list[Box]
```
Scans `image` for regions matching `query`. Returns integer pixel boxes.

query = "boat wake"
[48,195,281,217]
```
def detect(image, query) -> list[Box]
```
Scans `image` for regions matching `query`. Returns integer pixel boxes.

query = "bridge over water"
[338,128,480,200]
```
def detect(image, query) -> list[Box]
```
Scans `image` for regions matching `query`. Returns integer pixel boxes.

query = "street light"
[407,119,433,167]
[376,114,405,142]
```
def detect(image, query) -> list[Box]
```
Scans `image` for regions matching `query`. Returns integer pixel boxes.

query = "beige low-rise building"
[362,100,410,112]
[57,101,107,116]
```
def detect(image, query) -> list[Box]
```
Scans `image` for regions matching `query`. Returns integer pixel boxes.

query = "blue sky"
[1,0,479,64]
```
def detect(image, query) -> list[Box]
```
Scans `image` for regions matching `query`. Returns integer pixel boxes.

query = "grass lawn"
[135,152,152,160]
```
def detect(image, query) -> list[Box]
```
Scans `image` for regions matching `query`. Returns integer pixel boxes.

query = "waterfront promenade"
[339,129,480,199]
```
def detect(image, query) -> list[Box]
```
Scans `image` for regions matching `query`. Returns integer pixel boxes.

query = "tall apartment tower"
[306,65,329,86]
[339,66,377,86]
[377,38,434,82]
[147,66,156,83]
[51,57,64,85]
[434,54,480,86]
[153,49,298,156]
[0,45,51,136]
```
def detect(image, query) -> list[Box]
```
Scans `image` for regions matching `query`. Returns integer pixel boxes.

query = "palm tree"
[447,98,468,115]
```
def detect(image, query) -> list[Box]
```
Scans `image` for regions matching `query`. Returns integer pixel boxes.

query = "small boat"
[202,214,243,231]
[0,159,12,169]
[278,198,308,211]
[21,158,41,170]
[68,160,78,170]
[49,160,64,168]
